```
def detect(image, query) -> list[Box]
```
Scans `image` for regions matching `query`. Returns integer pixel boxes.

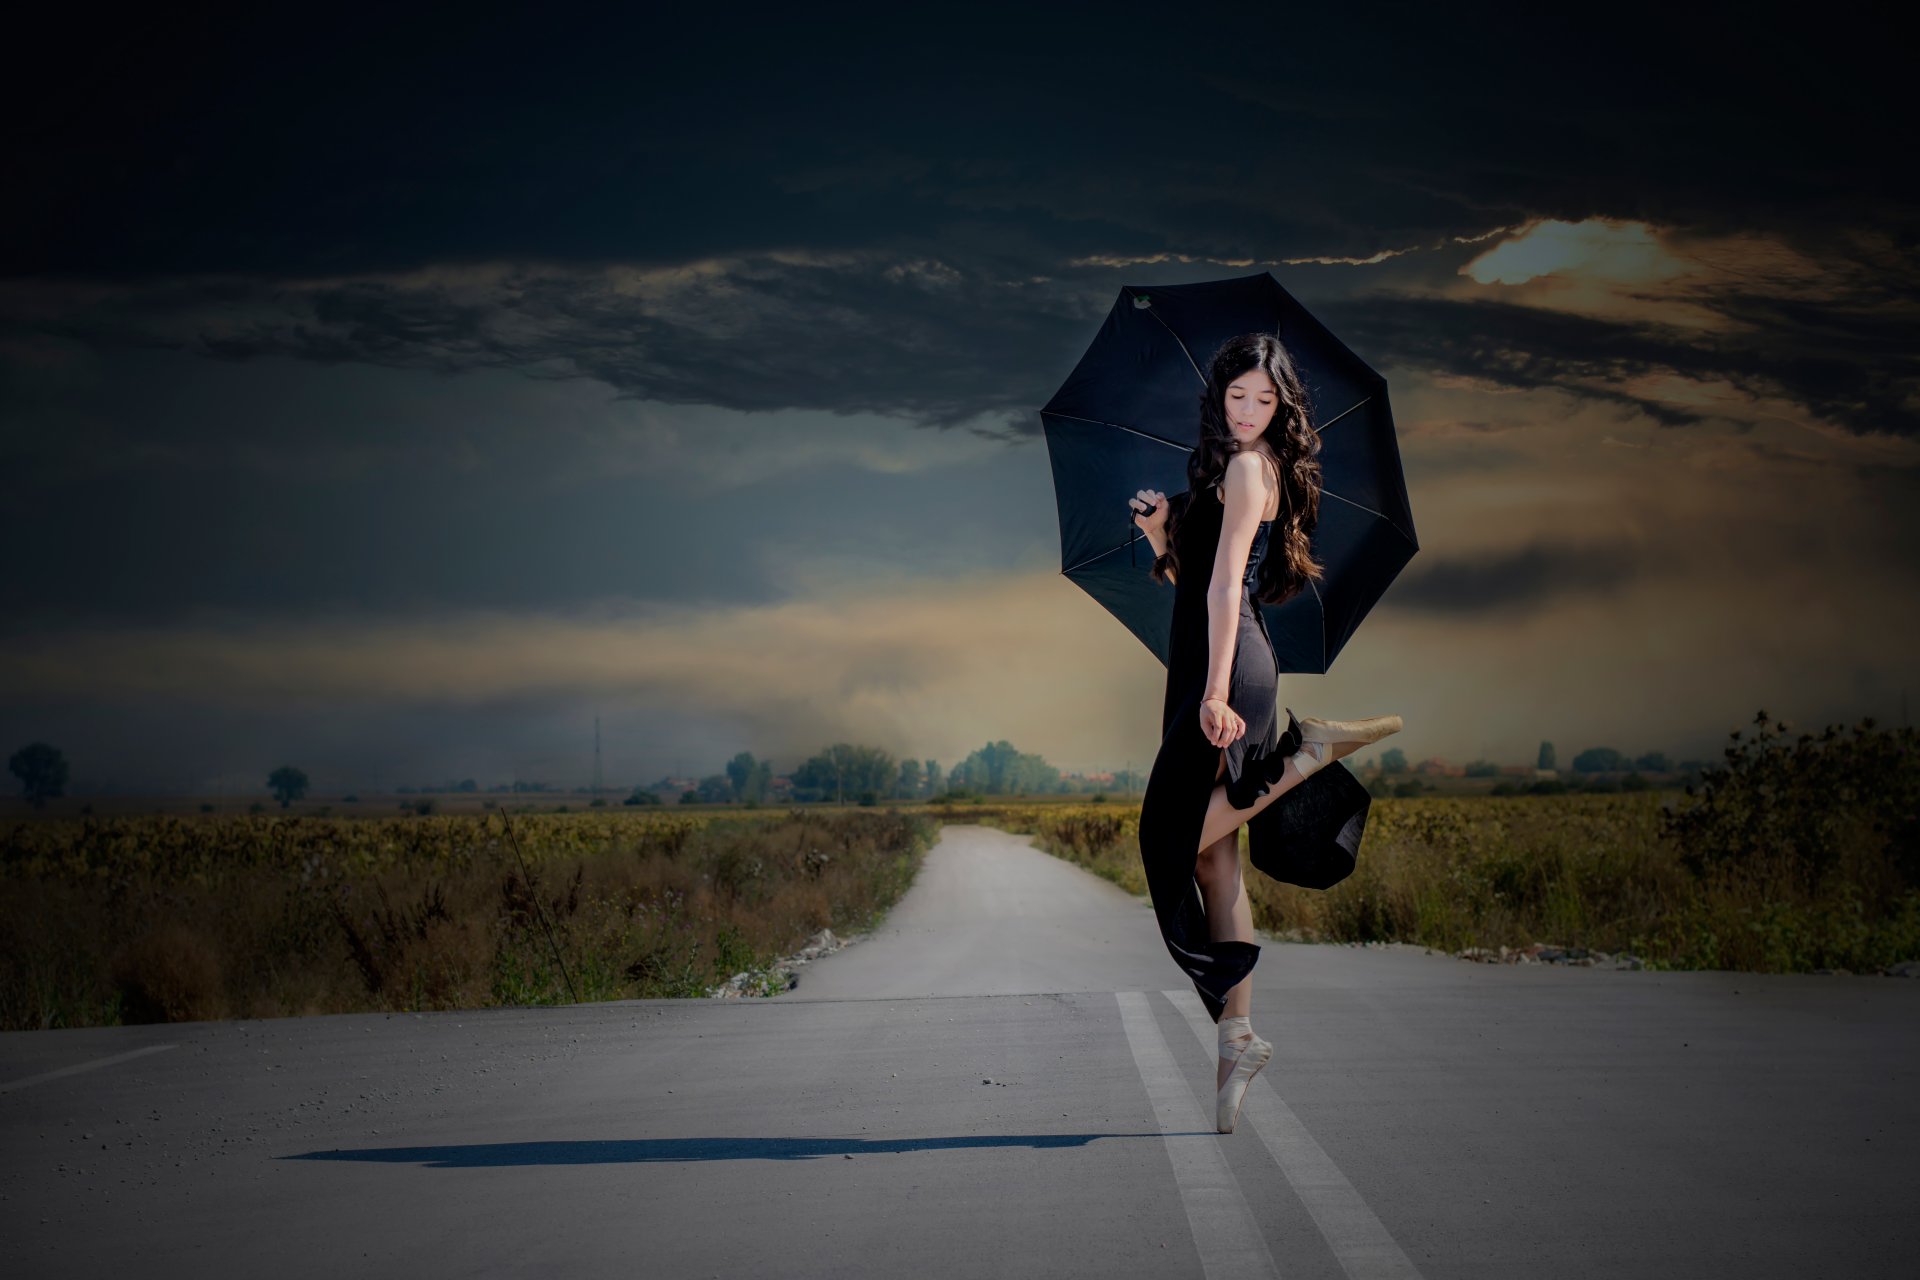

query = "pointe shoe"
[1284,707,1403,782]
[1216,1015,1273,1134]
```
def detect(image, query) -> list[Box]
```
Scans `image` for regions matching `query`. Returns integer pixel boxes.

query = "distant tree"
[268,765,310,809]
[1633,751,1671,772]
[1572,747,1629,773]
[457,778,478,792]
[1463,759,1499,777]
[791,743,897,804]
[1537,741,1557,770]
[697,773,734,803]
[790,751,836,803]
[897,758,923,799]
[680,788,699,804]
[1378,747,1407,775]
[948,740,1060,796]
[923,759,940,798]
[625,786,662,806]
[9,741,69,809]
[726,751,772,804]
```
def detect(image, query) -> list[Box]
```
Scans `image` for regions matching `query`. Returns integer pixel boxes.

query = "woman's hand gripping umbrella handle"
[1129,490,1168,567]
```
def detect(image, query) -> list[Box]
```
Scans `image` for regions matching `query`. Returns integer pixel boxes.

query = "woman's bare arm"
[1203,453,1267,702]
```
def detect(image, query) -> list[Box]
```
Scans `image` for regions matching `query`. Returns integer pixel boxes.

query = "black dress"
[1138,478,1373,1023]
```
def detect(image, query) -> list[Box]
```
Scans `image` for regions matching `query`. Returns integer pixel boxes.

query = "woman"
[1128,331,1402,1134]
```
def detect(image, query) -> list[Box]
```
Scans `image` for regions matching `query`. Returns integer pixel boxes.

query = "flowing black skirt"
[1138,684,1373,1023]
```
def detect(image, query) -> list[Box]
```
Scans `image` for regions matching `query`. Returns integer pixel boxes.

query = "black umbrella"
[1040,271,1417,674]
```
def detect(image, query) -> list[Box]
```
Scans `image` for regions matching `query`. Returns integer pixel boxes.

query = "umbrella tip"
[1133,294,1151,309]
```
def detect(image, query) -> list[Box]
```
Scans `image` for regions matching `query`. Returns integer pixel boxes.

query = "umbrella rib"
[1043,410,1189,451]
[1313,394,1421,545]
[1316,396,1367,435]
[1307,578,1329,672]
[1061,539,1134,576]
[1319,485,1419,549]
[1319,486,1392,524]
[1140,303,1206,383]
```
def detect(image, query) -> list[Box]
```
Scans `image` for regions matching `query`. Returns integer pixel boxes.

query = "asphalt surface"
[2,822,1916,1278]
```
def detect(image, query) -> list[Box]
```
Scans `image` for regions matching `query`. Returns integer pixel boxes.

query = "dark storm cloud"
[164,257,1089,437]
[1326,295,1720,428]
[0,254,1120,440]
[6,3,1910,277]
[1387,540,1648,616]
[11,233,1916,463]
[4,2,1914,444]
[1321,283,1920,440]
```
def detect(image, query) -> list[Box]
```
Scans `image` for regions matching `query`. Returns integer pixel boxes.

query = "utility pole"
[593,714,603,795]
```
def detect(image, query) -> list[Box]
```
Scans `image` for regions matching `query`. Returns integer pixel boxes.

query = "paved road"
[2,822,1916,1278]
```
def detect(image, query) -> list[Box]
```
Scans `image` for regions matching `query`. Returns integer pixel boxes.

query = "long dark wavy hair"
[1150,331,1325,607]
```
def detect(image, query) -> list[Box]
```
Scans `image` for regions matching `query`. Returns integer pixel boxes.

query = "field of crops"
[0,807,934,1031]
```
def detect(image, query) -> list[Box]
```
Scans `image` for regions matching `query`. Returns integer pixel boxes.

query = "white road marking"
[1164,991,1424,1280]
[0,1043,178,1094]
[1115,990,1281,1277]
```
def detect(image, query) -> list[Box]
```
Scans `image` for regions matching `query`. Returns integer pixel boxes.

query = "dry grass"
[964,715,1920,975]
[8,714,1913,1028]
[0,807,934,1029]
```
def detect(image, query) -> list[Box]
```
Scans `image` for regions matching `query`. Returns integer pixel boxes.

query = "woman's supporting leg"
[1137,709,1262,1024]
[1194,827,1257,1086]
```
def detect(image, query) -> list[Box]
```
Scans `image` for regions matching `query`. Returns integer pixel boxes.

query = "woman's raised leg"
[1195,738,1370,856]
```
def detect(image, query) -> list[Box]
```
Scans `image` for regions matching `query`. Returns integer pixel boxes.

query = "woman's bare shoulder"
[1220,451,1271,500]
[1225,450,1270,478]
[1215,451,1281,520]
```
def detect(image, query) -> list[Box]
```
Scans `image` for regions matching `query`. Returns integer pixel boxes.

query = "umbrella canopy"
[1040,271,1417,673]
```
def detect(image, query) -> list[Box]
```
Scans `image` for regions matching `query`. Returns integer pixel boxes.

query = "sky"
[3,3,1916,795]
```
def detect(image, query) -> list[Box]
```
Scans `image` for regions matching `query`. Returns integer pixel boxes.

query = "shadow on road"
[280,1132,1177,1166]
